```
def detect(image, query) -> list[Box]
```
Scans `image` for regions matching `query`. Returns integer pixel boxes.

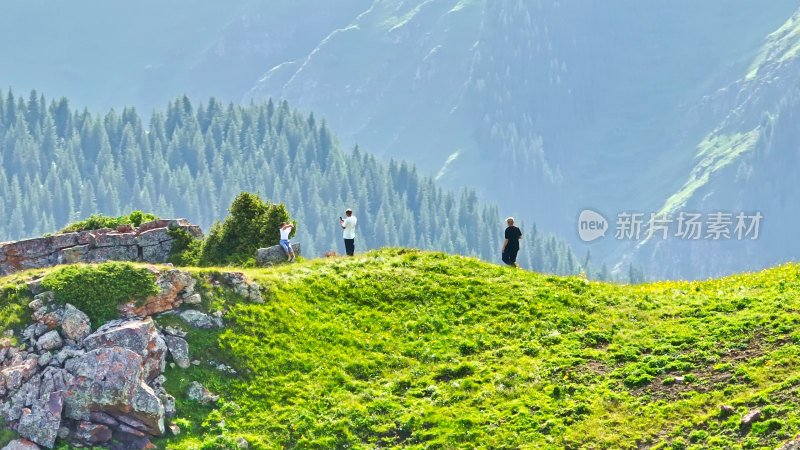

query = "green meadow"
[3,249,800,449]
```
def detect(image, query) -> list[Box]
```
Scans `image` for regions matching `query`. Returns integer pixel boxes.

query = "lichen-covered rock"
[222,272,264,303]
[119,269,196,317]
[17,391,63,449]
[64,347,165,436]
[1,357,38,391]
[780,436,800,450]
[163,335,190,369]
[39,367,73,398]
[186,381,219,405]
[85,245,138,263]
[36,331,63,352]
[256,243,300,266]
[1,439,41,450]
[82,318,166,382]
[73,421,113,445]
[182,293,202,305]
[54,347,85,366]
[92,232,137,248]
[60,304,91,343]
[179,310,223,329]
[1,220,203,276]
[136,228,171,248]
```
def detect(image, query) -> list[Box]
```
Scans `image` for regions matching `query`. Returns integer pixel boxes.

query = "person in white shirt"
[279,222,296,262]
[340,209,357,256]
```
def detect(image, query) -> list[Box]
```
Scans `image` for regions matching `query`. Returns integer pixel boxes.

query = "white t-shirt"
[343,216,357,239]
[280,226,291,240]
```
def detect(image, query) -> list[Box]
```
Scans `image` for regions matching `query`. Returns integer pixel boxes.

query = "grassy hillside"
[3,250,800,448]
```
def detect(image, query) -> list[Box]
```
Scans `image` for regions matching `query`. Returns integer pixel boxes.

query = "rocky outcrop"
[219,272,264,304]
[0,219,203,276]
[64,347,164,435]
[119,268,197,317]
[0,267,261,448]
[256,243,301,267]
[2,302,175,447]
[82,318,166,382]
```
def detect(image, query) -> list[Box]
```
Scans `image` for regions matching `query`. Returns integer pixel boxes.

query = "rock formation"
[0,219,203,276]
[0,268,263,449]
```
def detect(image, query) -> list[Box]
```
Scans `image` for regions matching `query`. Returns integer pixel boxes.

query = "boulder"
[82,318,166,382]
[179,310,223,329]
[1,440,41,450]
[136,228,171,248]
[256,243,300,266]
[39,368,73,398]
[163,336,190,369]
[60,304,91,342]
[73,421,113,445]
[222,272,264,303]
[64,348,165,435]
[182,293,202,305]
[741,409,762,427]
[186,381,219,405]
[17,391,64,449]
[58,245,89,265]
[54,347,85,366]
[36,331,63,352]
[1,357,38,391]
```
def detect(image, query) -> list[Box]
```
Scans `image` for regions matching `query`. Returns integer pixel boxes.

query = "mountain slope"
[4,250,800,448]
[245,1,799,234]
[633,9,800,280]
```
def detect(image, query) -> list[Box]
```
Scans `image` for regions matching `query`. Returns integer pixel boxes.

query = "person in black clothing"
[502,217,523,268]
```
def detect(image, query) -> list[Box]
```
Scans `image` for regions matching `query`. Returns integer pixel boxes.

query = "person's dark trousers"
[502,249,518,266]
[344,239,355,256]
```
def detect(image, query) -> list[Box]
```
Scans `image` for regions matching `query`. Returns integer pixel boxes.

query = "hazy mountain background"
[3,0,800,279]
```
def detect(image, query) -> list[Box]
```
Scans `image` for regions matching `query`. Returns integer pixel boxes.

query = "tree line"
[0,89,585,275]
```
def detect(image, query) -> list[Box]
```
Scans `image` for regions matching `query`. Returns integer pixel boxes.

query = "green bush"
[167,225,203,266]
[41,262,159,327]
[0,284,32,336]
[200,192,295,266]
[0,418,17,447]
[59,210,158,233]
[750,418,782,435]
